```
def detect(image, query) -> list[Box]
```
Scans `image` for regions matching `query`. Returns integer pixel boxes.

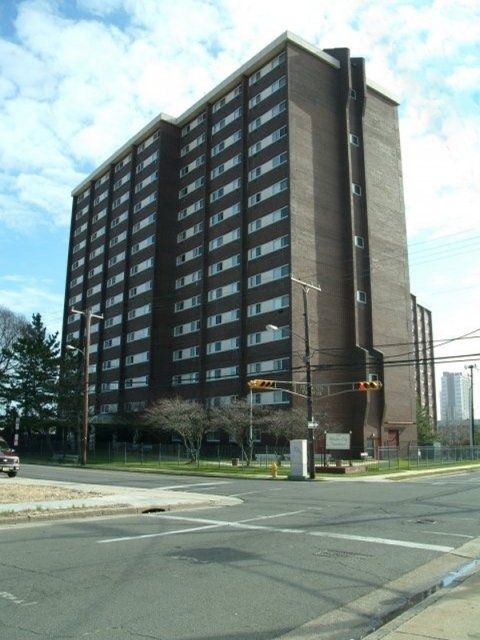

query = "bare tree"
[263,406,308,448]
[0,306,28,408]
[143,396,209,462]
[210,398,269,465]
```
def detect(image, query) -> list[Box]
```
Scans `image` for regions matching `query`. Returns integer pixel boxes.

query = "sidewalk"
[0,476,241,523]
[362,563,480,640]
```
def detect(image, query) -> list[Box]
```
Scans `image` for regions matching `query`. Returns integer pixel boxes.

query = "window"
[206,337,239,354]
[249,125,287,157]
[248,235,289,260]
[248,151,287,182]
[172,372,200,386]
[176,245,203,265]
[174,294,202,313]
[207,309,240,327]
[173,320,201,336]
[248,76,286,110]
[211,107,242,134]
[248,206,288,233]
[248,264,289,288]
[209,228,240,251]
[211,85,241,113]
[211,130,242,157]
[247,294,289,317]
[248,52,286,86]
[178,198,204,221]
[173,346,200,361]
[248,99,286,132]
[209,202,240,227]
[248,179,288,207]
[206,366,239,381]
[210,177,241,203]
[352,183,362,196]
[207,282,240,302]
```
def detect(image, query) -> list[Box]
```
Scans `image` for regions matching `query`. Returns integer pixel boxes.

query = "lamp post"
[464,364,478,447]
[298,282,315,479]
[68,308,103,466]
[248,386,253,465]
[268,275,321,479]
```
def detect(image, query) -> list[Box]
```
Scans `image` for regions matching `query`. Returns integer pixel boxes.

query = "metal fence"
[18,439,480,472]
[375,444,480,472]
[22,441,291,469]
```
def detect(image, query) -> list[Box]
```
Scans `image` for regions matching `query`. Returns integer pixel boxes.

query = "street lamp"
[464,364,478,447]
[266,320,316,477]
[68,308,103,466]
[66,344,87,464]
[267,275,321,480]
[291,276,321,479]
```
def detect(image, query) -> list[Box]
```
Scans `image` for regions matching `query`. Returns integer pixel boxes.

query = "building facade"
[63,32,418,452]
[411,295,437,427]
[440,372,470,424]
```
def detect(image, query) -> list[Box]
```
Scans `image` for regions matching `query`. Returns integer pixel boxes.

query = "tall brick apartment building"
[63,32,422,452]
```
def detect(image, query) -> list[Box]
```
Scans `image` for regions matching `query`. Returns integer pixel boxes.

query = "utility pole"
[291,276,321,479]
[71,308,103,466]
[465,364,478,448]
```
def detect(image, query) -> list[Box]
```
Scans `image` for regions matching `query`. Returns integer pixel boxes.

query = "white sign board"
[325,432,350,450]
[290,439,307,478]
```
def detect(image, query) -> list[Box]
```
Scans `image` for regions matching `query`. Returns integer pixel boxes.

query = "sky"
[0,0,479,414]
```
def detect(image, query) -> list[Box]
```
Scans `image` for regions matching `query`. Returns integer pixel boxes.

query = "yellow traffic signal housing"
[354,381,383,391]
[247,379,276,389]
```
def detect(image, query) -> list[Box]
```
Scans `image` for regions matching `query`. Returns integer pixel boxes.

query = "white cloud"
[0,275,64,334]
[0,0,479,406]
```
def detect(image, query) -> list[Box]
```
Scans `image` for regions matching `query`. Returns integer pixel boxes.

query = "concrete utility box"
[289,439,307,479]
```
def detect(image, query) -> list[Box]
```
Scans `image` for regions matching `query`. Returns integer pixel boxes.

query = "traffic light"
[354,381,383,391]
[248,379,276,389]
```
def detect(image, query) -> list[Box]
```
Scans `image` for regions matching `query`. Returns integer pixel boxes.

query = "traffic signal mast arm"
[247,379,382,398]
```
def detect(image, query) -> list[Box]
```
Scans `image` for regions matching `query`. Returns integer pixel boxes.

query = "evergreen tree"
[7,314,60,440]
[57,344,83,447]
[416,401,436,444]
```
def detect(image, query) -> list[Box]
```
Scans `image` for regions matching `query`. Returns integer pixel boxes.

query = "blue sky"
[0,0,479,412]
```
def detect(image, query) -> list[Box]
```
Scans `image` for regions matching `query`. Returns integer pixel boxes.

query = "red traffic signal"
[354,381,383,391]
[248,379,275,389]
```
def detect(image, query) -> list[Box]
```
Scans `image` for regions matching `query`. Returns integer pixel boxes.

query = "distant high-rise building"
[63,32,421,452]
[440,372,470,424]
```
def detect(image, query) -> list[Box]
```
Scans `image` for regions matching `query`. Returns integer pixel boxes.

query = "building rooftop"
[72,31,398,196]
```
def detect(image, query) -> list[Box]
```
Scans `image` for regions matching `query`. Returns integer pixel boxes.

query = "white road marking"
[240,510,306,523]
[308,531,453,552]
[98,523,221,543]
[158,481,231,490]
[97,513,454,551]
[422,530,473,539]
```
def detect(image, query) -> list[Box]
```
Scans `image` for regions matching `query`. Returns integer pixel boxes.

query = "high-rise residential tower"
[440,372,470,424]
[63,32,419,452]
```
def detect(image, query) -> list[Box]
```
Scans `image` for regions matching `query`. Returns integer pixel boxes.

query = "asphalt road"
[1,465,479,640]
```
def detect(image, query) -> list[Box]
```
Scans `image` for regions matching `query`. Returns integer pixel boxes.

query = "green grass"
[19,455,480,479]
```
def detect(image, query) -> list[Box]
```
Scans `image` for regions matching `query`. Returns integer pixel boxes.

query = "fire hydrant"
[270,461,278,478]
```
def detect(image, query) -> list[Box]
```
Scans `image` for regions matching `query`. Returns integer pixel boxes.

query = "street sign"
[307,420,318,429]
[325,432,350,450]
